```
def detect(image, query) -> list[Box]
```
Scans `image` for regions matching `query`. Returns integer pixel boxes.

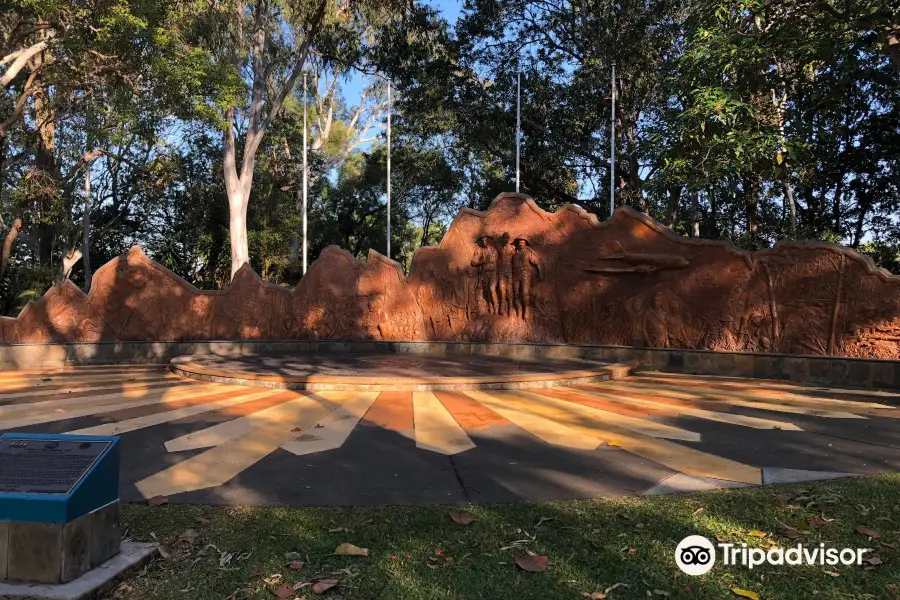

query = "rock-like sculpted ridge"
[2,193,898,359]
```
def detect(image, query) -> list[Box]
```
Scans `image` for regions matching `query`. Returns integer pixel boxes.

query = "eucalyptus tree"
[0,0,221,286]
[196,0,417,278]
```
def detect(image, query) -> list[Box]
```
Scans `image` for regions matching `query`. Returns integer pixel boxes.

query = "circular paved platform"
[170,353,634,391]
[2,364,899,506]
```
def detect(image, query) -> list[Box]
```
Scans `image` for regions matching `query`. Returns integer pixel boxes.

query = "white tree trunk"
[83,167,91,289]
[691,192,701,237]
[227,188,250,276]
[221,0,328,280]
[60,248,82,281]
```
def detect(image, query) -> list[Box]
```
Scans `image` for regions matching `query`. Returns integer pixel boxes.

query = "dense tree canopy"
[1,0,898,313]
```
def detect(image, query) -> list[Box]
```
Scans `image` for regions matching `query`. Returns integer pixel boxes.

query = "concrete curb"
[0,542,157,600]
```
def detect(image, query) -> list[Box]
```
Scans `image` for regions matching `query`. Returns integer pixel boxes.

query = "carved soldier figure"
[512,237,542,321]
[666,299,690,347]
[471,235,499,315]
[643,291,669,348]
[703,313,740,351]
[362,294,385,339]
[497,232,515,316]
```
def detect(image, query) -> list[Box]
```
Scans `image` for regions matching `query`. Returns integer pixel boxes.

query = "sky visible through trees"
[0,0,897,315]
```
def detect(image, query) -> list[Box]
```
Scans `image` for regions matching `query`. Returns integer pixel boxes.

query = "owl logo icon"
[675,535,716,575]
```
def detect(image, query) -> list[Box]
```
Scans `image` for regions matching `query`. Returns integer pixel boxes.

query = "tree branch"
[0,67,39,135]
[0,39,48,89]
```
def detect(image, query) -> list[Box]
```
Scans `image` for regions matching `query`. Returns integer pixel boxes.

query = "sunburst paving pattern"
[2,365,900,506]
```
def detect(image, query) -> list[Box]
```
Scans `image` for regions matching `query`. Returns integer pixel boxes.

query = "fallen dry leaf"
[775,492,794,502]
[515,553,549,573]
[779,527,801,539]
[581,593,606,599]
[263,575,283,585]
[604,583,629,594]
[823,569,840,577]
[334,543,368,557]
[328,527,351,533]
[747,529,766,538]
[284,552,303,561]
[865,556,884,566]
[157,545,169,559]
[731,588,759,600]
[273,582,294,599]
[195,515,212,525]
[449,511,474,525]
[856,525,881,539]
[179,529,199,544]
[312,579,339,594]
[248,567,263,578]
[808,517,827,528]
[288,561,304,570]
[148,495,167,506]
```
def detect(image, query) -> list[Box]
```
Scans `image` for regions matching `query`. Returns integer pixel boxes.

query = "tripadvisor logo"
[675,535,871,576]
[676,535,716,575]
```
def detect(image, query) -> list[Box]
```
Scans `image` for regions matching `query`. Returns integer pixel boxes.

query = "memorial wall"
[1,193,898,359]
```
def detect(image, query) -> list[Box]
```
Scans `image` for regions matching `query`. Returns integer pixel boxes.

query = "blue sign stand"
[0,433,120,524]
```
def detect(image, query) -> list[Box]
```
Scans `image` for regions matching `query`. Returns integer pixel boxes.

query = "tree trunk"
[851,197,868,248]
[625,123,647,212]
[83,165,91,289]
[227,188,250,275]
[664,186,681,228]
[784,179,797,237]
[743,175,761,246]
[832,173,845,235]
[83,111,93,290]
[59,247,82,281]
[220,0,329,280]
[223,99,254,277]
[31,55,58,269]
[691,191,700,237]
[709,188,719,238]
[0,218,22,280]
[880,23,900,69]
[420,213,432,248]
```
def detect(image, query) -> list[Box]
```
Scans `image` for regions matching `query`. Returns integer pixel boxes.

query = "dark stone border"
[1,340,898,390]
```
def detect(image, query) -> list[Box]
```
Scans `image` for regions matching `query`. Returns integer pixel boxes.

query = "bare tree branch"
[0,39,48,89]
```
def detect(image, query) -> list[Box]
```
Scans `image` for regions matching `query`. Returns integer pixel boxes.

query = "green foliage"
[2,0,899,308]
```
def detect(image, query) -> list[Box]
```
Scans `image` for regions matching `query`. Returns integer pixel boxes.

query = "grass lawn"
[111,475,900,600]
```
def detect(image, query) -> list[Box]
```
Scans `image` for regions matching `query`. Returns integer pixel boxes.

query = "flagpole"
[302,71,308,274]
[515,68,521,193]
[386,80,392,259]
[610,62,616,218]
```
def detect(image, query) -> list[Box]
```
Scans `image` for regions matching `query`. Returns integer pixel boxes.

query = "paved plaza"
[2,358,899,507]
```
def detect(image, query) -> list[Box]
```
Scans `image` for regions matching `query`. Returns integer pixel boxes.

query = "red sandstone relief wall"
[2,193,898,358]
